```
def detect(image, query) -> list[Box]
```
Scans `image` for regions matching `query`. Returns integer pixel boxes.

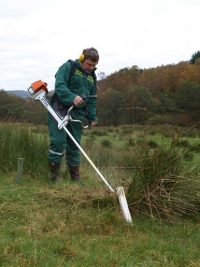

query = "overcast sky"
[0,0,200,91]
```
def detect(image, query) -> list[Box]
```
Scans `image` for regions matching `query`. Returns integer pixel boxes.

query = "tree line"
[97,52,200,126]
[0,91,47,124]
[1,51,200,126]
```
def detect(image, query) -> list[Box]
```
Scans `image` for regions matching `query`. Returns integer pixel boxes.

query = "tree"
[97,88,127,125]
[156,92,178,114]
[175,81,200,116]
[0,91,47,124]
[124,86,155,123]
[190,51,200,64]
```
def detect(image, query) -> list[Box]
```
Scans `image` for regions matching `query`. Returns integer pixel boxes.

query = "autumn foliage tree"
[98,54,200,126]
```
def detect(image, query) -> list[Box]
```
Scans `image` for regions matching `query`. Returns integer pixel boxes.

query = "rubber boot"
[49,162,60,182]
[68,165,81,181]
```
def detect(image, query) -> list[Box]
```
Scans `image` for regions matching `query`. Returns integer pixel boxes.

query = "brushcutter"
[27,80,132,224]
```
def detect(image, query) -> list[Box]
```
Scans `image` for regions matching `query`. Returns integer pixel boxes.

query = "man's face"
[80,59,98,73]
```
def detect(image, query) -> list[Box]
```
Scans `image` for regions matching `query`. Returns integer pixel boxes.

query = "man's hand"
[90,121,98,126]
[73,96,84,106]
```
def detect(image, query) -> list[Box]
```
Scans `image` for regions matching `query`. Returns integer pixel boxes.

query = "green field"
[0,123,200,266]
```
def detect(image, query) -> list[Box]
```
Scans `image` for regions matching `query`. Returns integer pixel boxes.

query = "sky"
[0,0,200,91]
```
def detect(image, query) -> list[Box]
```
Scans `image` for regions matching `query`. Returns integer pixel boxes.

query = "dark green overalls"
[48,60,97,166]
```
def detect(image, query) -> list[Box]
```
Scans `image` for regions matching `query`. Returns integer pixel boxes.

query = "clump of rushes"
[127,144,200,222]
[101,139,112,148]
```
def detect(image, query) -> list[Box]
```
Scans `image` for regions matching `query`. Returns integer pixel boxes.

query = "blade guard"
[31,80,48,94]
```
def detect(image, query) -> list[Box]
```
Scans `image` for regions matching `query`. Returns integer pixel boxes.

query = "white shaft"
[40,96,62,123]
[63,126,115,192]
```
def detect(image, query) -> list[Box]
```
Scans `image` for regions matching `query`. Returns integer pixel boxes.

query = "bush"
[127,145,200,222]
[147,140,159,148]
[100,139,112,148]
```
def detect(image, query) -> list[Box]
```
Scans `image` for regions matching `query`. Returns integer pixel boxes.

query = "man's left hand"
[90,121,98,126]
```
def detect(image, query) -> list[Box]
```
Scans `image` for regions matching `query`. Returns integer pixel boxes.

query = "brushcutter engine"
[28,80,48,96]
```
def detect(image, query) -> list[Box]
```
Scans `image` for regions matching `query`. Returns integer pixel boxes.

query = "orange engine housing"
[31,80,48,94]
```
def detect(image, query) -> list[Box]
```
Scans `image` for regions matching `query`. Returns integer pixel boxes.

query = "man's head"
[79,47,99,73]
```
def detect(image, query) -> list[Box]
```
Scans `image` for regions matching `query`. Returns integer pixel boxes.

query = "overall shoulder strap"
[67,59,77,83]
[91,70,97,87]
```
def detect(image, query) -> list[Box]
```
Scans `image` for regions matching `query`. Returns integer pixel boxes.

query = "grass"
[0,123,48,177]
[1,122,200,266]
[1,174,200,267]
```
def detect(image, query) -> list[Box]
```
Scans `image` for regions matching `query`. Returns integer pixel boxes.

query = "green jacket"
[54,60,97,122]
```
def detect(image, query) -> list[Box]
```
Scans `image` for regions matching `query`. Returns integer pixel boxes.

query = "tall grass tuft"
[0,123,48,178]
[127,144,200,222]
[100,139,113,148]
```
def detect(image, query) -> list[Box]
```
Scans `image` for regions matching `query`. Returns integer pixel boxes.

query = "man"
[48,47,99,182]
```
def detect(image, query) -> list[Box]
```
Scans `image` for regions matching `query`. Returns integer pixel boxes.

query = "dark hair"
[83,47,99,62]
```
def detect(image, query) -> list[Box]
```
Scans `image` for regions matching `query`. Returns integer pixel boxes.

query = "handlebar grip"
[80,93,87,101]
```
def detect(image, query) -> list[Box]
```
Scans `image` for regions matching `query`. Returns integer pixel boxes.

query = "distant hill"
[4,89,54,99]
[6,90,30,99]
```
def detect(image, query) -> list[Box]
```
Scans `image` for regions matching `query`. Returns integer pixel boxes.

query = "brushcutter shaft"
[63,125,115,192]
